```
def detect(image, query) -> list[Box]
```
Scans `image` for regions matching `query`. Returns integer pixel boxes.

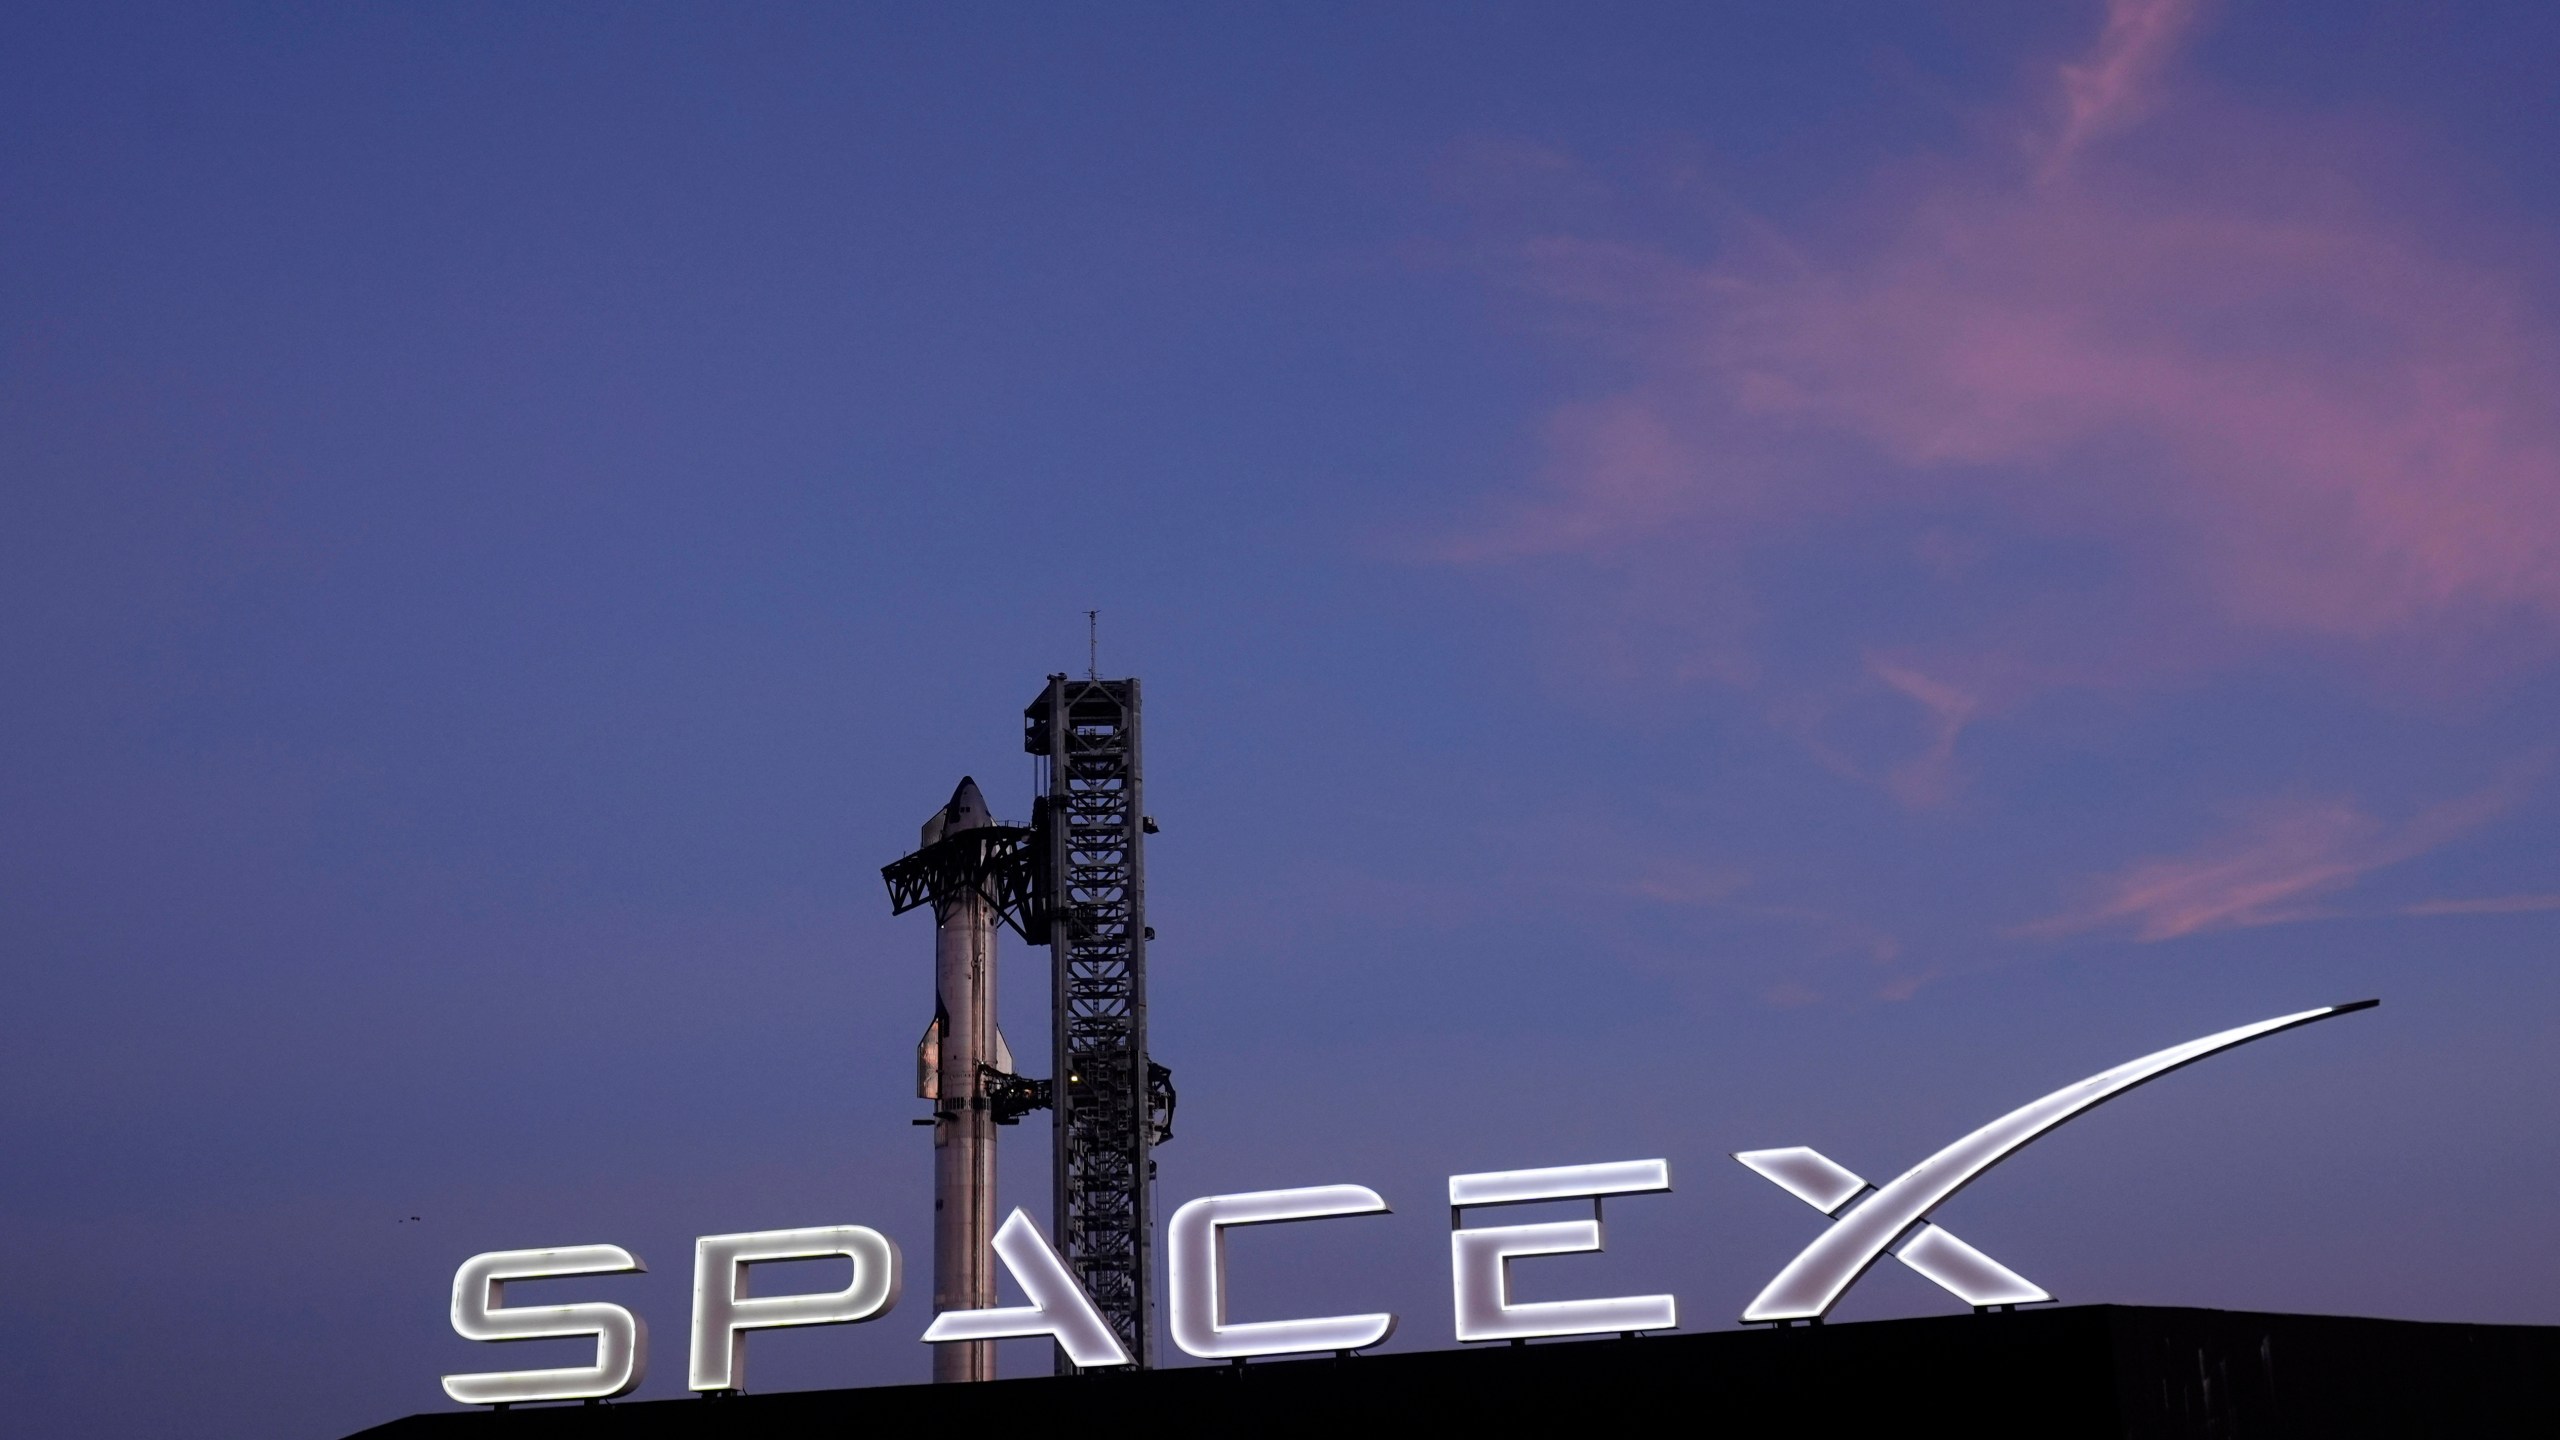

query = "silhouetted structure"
[884,676,1173,1375]
[1020,675,1171,1371]
[349,1305,2560,1438]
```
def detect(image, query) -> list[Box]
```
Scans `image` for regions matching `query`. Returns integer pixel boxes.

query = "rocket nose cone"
[919,775,1000,845]
[942,775,997,834]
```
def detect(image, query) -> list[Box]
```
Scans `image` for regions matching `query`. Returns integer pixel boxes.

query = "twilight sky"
[5,3,2558,1436]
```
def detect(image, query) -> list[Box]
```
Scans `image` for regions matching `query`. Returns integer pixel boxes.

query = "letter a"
[920,1208,1131,1368]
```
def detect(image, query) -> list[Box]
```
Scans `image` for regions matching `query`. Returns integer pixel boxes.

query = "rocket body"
[923,780,1001,1383]
[930,870,999,1381]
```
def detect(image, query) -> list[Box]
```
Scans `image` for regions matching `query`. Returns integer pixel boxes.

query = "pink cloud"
[1455,0,2560,766]
[1704,180,2560,644]
[1624,856,1752,907]
[2400,894,2560,917]
[2047,0,2205,174]
[2021,777,2526,941]
[2021,800,2381,941]
[1869,659,1982,807]
[1616,860,1902,966]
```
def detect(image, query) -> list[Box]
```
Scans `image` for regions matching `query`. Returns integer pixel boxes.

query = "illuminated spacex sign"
[440,1001,2373,1403]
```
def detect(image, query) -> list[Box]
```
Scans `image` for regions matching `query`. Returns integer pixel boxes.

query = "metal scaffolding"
[1022,675,1171,1371]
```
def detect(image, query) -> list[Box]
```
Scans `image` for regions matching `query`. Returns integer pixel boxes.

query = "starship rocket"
[910,776,1011,1383]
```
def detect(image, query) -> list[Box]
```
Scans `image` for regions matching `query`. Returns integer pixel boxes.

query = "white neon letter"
[1168,1184,1397,1359]
[688,1225,901,1392]
[919,1208,1131,1368]
[1740,999,2379,1323]
[442,1245,647,1405]
[1448,1160,1675,1342]
[1733,1145,2050,1309]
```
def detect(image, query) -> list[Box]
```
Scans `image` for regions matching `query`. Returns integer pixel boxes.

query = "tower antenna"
[1086,610,1098,680]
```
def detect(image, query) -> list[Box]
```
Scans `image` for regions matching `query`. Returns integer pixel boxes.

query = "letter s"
[442,1245,647,1405]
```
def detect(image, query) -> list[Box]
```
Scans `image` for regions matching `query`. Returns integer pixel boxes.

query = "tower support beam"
[1023,675,1162,1370]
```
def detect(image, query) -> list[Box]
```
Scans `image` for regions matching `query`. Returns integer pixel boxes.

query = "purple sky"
[5,3,2558,1435]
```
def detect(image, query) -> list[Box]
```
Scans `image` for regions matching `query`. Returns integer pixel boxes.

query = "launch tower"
[885,675,1172,1377]
[1021,675,1174,1372]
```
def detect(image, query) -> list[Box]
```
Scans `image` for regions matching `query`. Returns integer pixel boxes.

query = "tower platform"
[350,1304,2556,1438]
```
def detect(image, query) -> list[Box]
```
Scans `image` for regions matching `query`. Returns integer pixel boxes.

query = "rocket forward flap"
[918,1011,944,1100]
[994,1027,1014,1076]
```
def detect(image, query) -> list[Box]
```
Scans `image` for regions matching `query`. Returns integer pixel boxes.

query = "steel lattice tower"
[1022,675,1171,1371]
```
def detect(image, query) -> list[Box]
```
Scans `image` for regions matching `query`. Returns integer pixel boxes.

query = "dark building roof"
[350,1305,2559,1439]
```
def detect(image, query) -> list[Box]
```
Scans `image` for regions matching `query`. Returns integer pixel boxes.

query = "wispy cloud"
[2021,800,2384,941]
[2022,777,2529,942]
[1869,659,1982,808]
[1615,856,1917,1004]
[1624,857,1751,907]
[2046,0,2206,175]
[1450,1,2560,798]
[2400,894,2560,917]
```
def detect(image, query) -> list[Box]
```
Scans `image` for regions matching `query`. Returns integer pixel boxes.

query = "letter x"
[1735,1145,2047,1313]
[1736,1001,2374,1324]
